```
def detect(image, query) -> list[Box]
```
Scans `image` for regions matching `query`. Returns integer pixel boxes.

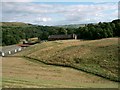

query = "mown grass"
[3,77,84,88]
[15,38,119,82]
[3,77,118,88]
[3,57,118,88]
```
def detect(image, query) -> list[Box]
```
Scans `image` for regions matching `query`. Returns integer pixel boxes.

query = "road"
[0,45,24,56]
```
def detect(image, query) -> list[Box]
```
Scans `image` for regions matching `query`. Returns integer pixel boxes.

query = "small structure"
[22,37,39,45]
[23,40,29,44]
[48,34,77,41]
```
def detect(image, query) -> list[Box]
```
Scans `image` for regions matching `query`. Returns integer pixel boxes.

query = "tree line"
[1,19,120,46]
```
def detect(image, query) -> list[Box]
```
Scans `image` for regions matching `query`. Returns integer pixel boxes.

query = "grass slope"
[2,57,118,88]
[15,38,119,82]
[0,22,33,27]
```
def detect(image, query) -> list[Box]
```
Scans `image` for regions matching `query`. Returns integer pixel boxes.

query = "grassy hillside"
[15,38,119,82]
[3,57,118,88]
[0,22,33,27]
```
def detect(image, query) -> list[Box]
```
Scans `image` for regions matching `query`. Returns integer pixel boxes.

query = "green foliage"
[2,19,120,45]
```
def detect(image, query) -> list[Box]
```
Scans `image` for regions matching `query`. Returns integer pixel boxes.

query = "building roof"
[48,34,73,39]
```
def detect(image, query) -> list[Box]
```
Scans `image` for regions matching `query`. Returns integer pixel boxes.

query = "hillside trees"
[2,19,120,46]
[76,20,119,40]
[58,28,67,35]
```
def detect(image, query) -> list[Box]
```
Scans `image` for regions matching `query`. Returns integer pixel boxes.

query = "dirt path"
[2,57,118,88]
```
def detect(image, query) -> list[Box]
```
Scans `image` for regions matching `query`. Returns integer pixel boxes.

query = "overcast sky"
[1,0,119,26]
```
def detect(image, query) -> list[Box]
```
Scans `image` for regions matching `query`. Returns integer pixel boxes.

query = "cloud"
[2,2,118,26]
[2,0,33,2]
[2,0,120,2]
[61,2,118,24]
[40,17,51,22]
[36,17,52,22]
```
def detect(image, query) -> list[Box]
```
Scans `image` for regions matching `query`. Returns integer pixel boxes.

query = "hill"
[56,23,97,28]
[15,38,119,82]
[56,24,86,28]
[3,56,118,88]
[0,22,33,27]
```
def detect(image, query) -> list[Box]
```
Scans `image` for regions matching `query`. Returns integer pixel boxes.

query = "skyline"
[1,1,119,26]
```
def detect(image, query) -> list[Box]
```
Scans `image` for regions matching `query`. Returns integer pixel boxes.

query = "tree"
[2,19,120,46]
[58,28,67,35]
[40,31,49,40]
[2,35,17,45]
[66,28,74,34]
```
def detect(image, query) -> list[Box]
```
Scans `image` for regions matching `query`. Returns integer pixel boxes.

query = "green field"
[2,38,119,88]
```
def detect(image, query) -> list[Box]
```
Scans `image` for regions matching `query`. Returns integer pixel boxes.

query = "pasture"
[15,38,119,82]
[2,38,119,88]
[2,57,118,88]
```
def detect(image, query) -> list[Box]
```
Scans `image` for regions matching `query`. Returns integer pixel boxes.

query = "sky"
[1,0,119,26]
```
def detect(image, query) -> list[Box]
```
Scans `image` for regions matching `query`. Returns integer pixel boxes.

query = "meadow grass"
[15,38,119,82]
[3,56,119,88]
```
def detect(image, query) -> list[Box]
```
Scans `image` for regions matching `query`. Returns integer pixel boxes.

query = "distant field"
[15,38,119,82]
[0,22,32,27]
[2,57,118,88]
